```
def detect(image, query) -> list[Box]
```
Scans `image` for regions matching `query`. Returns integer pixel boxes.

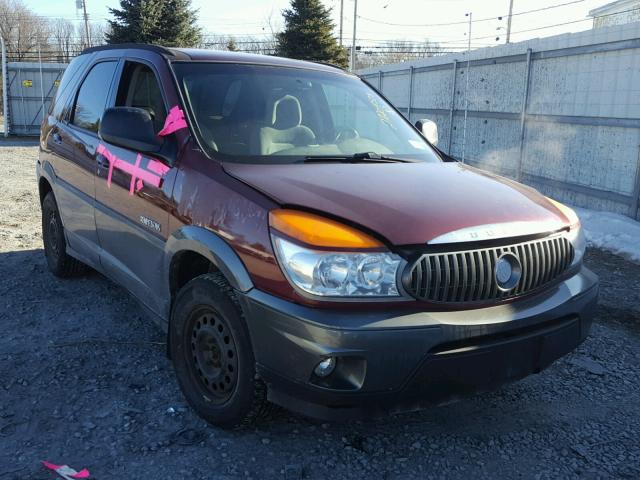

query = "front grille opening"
[404,235,574,304]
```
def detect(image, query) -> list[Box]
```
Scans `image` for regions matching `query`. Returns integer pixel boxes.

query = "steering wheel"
[335,128,360,143]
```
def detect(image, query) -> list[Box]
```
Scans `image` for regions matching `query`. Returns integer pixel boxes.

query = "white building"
[589,0,640,28]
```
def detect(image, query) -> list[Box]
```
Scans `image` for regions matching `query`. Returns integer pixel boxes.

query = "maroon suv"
[38,44,598,427]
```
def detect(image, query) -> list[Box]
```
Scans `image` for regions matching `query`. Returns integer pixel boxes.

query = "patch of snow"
[574,207,640,263]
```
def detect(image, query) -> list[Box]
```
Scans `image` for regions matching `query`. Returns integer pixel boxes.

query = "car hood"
[223,161,571,246]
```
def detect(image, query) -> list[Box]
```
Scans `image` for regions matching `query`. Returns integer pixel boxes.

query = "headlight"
[547,197,585,267]
[567,223,586,267]
[272,236,402,297]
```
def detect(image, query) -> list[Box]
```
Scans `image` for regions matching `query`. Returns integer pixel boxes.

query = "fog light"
[313,357,336,377]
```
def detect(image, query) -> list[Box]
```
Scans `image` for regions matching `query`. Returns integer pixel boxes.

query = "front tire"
[41,192,87,277]
[170,273,269,428]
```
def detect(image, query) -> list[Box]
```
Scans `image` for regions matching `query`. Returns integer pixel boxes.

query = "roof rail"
[81,43,186,59]
[308,59,348,72]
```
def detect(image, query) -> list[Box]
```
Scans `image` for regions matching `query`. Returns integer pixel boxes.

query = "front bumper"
[238,266,599,420]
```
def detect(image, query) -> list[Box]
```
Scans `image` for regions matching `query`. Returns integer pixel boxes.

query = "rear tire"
[170,272,269,428]
[41,192,87,277]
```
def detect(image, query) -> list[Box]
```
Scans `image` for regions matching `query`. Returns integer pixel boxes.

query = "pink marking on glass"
[157,105,188,136]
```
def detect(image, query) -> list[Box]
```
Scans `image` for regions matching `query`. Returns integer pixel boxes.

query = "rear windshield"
[172,62,441,164]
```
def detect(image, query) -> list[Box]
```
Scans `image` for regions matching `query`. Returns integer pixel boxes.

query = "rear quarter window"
[49,55,91,121]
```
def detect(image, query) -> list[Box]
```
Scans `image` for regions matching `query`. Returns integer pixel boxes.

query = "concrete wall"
[360,22,640,220]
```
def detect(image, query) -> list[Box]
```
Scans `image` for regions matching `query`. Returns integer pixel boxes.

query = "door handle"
[52,132,62,145]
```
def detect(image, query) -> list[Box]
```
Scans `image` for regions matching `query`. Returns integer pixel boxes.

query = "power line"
[470,6,640,41]
[357,0,586,28]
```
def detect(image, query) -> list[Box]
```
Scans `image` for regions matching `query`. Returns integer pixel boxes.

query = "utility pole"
[339,0,344,46]
[506,0,514,44]
[350,0,358,71]
[81,0,91,48]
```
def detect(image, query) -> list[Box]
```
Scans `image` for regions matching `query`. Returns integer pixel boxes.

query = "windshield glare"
[173,62,441,164]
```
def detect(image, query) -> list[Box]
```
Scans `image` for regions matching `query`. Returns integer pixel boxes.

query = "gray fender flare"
[38,159,57,196]
[163,225,254,295]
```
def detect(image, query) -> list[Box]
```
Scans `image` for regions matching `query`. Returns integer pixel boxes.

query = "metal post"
[506,0,514,44]
[1,36,7,137]
[447,60,457,154]
[38,44,45,124]
[407,66,414,119]
[630,146,640,220]
[517,48,532,182]
[17,68,26,136]
[350,0,358,71]
[82,0,91,48]
[461,12,472,164]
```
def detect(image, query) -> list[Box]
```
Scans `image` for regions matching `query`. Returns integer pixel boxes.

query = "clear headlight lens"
[272,236,402,297]
[567,223,586,267]
[546,197,585,267]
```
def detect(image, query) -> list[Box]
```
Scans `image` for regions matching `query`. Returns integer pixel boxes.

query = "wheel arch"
[163,226,255,359]
[37,160,57,204]
[164,225,254,302]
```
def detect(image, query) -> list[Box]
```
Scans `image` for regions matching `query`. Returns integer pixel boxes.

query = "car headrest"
[271,95,302,130]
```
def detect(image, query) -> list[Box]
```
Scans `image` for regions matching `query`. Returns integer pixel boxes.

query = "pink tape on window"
[157,105,188,136]
[97,144,169,195]
[42,461,90,479]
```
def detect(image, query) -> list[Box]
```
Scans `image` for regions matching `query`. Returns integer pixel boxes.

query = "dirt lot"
[1,142,639,480]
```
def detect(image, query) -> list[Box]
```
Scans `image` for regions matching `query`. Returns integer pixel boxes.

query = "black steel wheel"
[170,272,270,428]
[188,307,239,402]
[41,192,87,277]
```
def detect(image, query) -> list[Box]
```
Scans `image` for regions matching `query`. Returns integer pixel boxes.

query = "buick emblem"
[495,253,522,291]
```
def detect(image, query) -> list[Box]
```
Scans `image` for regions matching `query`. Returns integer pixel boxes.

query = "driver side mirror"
[415,119,439,146]
[99,107,163,157]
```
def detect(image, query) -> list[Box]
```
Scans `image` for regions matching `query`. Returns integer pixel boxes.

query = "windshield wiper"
[302,152,412,164]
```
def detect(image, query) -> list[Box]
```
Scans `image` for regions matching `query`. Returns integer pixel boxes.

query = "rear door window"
[71,61,117,133]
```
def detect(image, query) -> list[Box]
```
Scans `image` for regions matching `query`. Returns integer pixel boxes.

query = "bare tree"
[0,0,50,60]
[356,39,445,69]
[76,21,108,50]
[201,34,276,55]
[49,18,75,62]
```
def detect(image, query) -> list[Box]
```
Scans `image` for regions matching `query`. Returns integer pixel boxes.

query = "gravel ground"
[1,142,639,480]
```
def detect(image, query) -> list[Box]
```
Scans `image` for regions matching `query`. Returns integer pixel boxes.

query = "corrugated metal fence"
[3,61,67,136]
[360,22,640,220]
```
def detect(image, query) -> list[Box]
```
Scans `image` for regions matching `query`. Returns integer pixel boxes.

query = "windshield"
[172,62,441,164]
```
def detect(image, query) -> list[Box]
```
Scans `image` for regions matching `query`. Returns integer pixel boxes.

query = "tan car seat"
[259,95,316,155]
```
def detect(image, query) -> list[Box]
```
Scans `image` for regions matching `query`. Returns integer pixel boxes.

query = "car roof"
[81,44,348,74]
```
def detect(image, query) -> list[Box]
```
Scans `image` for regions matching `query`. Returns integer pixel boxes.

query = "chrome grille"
[404,235,574,303]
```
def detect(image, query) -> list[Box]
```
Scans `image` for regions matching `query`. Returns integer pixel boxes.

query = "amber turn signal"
[269,209,383,248]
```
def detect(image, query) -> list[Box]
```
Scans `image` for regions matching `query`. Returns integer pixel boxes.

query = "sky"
[25,0,616,50]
